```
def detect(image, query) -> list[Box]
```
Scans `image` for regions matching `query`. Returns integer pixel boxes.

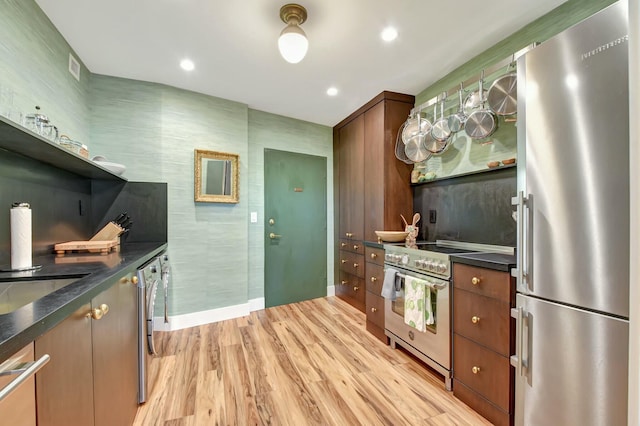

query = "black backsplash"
[0,150,167,265]
[413,167,517,247]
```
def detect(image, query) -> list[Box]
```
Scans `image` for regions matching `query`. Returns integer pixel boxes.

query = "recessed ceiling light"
[180,59,195,71]
[327,87,338,96]
[381,27,398,42]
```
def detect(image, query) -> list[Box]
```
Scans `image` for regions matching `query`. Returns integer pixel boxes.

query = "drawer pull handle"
[370,277,377,282]
[353,286,359,291]
[353,263,359,268]
[370,253,377,259]
[371,307,377,313]
[353,245,359,250]
[472,366,481,374]
[341,260,347,264]
[340,280,347,285]
[471,277,481,285]
[340,242,347,248]
[471,316,480,324]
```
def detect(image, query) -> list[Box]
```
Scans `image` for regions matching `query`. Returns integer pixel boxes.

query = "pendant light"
[278,4,308,64]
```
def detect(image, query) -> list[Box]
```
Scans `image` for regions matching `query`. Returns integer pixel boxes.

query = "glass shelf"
[0,115,126,181]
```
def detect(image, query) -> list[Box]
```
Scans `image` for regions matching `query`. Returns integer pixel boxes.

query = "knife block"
[90,222,124,241]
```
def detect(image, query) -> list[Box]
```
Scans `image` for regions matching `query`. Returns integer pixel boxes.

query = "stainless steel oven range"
[383,240,509,391]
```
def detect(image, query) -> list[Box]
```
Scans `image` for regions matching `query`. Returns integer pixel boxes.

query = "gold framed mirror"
[194,149,239,203]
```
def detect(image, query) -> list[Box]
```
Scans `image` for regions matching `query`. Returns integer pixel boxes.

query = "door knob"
[370,253,377,259]
[371,307,377,313]
[472,366,481,374]
[370,277,377,282]
[353,245,359,250]
[471,316,480,324]
[269,233,282,239]
[341,242,347,248]
[353,263,359,268]
[341,280,347,285]
[353,286,359,291]
[268,218,275,226]
[471,277,481,285]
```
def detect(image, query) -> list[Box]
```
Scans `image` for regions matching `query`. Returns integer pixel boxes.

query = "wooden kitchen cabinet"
[452,263,515,426]
[334,91,414,314]
[364,245,387,343]
[35,271,139,426]
[0,343,37,426]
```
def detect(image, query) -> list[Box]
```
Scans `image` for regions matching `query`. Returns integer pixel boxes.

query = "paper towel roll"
[11,203,32,270]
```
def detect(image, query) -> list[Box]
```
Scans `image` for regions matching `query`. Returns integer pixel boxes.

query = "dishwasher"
[137,251,171,404]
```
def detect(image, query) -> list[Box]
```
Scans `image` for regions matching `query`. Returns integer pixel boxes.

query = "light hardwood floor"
[134,296,491,426]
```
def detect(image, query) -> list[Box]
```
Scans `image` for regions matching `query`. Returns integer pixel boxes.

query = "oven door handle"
[394,271,447,290]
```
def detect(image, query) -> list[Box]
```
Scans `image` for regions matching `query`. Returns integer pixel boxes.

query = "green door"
[264,149,327,308]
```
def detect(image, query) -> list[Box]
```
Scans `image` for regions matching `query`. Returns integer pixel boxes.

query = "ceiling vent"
[68,53,80,81]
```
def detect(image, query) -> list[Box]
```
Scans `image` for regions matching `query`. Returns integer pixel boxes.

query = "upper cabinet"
[0,116,126,181]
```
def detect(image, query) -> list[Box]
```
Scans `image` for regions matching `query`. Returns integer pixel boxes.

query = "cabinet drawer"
[365,262,384,294]
[453,334,512,412]
[364,246,384,266]
[339,239,364,254]
[453,263,512,303]
[453,380,511,426]
[365,291,385,329]
[339,250,364,278]
[0,343,36,426]
[453,288,512,356]
[337,271,365,312]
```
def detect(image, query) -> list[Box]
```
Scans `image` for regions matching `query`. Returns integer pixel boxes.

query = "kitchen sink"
[0,276,85,315]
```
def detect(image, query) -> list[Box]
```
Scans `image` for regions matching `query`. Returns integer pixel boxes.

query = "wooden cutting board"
[54,240,119,255]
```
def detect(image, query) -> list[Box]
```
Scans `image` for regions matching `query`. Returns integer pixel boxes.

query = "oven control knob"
[401,255,409,265]
[437,263,447,274]
[425,260,434,271]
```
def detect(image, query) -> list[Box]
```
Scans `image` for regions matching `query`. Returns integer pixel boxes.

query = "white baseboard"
[155,293,343,331]
[249,297,265,312]
[154,297,264,331]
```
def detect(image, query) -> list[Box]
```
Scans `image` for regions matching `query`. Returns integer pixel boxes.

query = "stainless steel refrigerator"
[512,2,629,425]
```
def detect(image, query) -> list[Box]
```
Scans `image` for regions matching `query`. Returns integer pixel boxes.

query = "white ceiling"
[35,0,566,127]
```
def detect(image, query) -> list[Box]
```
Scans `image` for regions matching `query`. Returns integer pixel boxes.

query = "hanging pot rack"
[410,43,537,115]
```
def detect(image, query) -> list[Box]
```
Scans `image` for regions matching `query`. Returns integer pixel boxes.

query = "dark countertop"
[0,242,167,363]
[364,240,384,249]
[450,252,516,272]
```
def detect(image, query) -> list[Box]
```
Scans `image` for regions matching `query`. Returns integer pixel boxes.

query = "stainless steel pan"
[404,134,432,163]
[401,109,431,144]
[447,83,466,133]
[424,104,447,154]
[464,71,497,140]
[431,93,452,142]
[487,63,517,116]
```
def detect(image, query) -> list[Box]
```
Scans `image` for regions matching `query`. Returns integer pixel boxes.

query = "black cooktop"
[413,242,479,255]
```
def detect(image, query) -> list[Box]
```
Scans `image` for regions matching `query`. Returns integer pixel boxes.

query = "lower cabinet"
[0,343,37,426]
[35,271,138,426]
[452,263,515,426]
[364,245,387,343]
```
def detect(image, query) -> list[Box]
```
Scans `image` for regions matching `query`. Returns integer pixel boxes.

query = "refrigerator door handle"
[510,306,527,376]
[511,191,529,293]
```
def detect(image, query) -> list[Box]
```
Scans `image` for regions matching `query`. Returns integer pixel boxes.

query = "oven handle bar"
[394,272,447,290]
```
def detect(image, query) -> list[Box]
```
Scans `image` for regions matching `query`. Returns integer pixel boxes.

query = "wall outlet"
[429,209,437,223]
[250,212,257,223]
